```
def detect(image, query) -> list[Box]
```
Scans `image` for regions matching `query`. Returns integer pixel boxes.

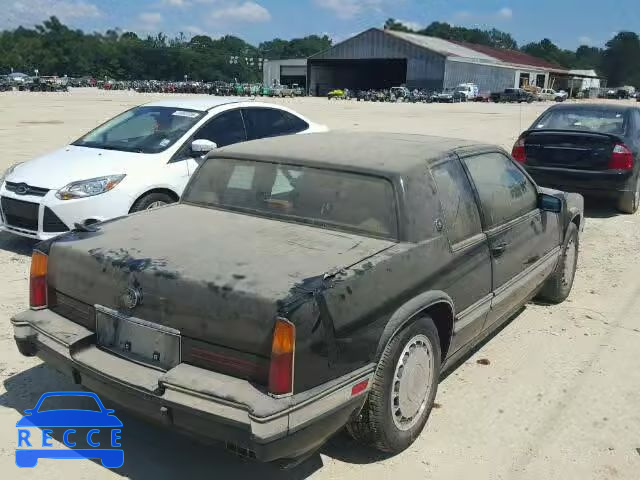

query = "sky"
[1,0,639,49]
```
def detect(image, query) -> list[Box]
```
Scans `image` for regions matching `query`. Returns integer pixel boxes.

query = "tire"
[617,180,640,214]
[537,223,579,304]
[16,340,37,357]
[130,192,176,213]
[347,316,441,453]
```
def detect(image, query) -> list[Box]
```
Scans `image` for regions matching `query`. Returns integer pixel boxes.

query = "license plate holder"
[95,306,181,371]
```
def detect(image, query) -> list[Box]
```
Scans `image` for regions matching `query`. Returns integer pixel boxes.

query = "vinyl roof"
[211,132,488,175]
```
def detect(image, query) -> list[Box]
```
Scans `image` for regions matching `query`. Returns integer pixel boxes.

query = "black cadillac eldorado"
[12,132,584,463]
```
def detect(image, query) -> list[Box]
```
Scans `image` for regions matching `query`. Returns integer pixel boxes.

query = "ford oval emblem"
[15,184,28,195]
[121,287,142,309]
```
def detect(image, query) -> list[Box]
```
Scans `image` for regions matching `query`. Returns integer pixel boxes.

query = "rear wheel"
[537,223,579,304]
[347,316,441,453]
[617,180,640,214]
[130,192,176,213]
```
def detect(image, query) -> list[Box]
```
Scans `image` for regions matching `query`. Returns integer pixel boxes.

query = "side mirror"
[538,193,562,213]
[191,139,217,156]
[24,409,34,415]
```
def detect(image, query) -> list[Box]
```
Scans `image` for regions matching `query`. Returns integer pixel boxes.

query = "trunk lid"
[523,130,619,171]
[47,204,394,357]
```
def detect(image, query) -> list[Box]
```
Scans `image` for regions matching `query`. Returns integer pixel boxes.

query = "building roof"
[213,132,488,175]
[316,28,570,73]
[450,40,568,72]
[569,69,599,78]
[385,30,498,62]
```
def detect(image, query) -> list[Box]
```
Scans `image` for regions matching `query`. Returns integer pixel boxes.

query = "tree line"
[384,18,640,87]
[0,16,331,82]
[1,16,639,87]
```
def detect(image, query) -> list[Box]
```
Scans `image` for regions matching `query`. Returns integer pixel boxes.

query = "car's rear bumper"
[526,166,635,197]
[11,309,373,462]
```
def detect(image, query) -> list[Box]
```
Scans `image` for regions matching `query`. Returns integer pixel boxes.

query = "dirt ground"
[0,89,639,479]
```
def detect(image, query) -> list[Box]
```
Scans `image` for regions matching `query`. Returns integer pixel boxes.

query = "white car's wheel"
[130,192,176,213]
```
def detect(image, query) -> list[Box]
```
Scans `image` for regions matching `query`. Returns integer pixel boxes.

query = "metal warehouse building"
[307,28,568,96]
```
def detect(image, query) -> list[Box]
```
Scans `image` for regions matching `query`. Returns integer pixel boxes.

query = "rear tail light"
[609,143,634,170]
[268,317,295,396]
[512,137,527,163]
[30,251,48,309]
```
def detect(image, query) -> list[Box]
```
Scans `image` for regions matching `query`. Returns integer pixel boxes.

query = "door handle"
[491,242,508,257]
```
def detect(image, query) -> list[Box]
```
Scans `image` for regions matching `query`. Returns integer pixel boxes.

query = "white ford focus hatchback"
[0,98,327,240]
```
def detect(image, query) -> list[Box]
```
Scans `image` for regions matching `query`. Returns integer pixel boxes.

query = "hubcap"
[391,334,434,431]
[562,237,577,287]
[146,201,167,210]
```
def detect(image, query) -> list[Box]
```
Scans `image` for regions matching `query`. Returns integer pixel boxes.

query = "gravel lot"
[1,89,639,479]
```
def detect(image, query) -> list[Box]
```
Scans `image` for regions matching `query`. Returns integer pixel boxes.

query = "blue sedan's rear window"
[183,158,399,240]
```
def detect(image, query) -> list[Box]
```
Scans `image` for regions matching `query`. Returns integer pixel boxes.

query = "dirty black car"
[512,103,640,213]
[13,132,583,463]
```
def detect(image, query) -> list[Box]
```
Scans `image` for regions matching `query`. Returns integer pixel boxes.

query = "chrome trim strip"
[493,246,560,302]
[454,293,492,333]
[486,209,540,237]
[162,385,251,426]
[451,232,487,252]
[286,371,372,433]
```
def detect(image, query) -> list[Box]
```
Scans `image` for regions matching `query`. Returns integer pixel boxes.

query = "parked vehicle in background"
[493,88,535,103]
[0,98,327,240]
[456,83,479,100]
[291,84,305,96]
[433,88,466,103]
[390,86,411,102]
[13,131,583,464]
[474,91,492,102]
[328,89,350,100]
[512,104,640,213]
[538,88,568,102]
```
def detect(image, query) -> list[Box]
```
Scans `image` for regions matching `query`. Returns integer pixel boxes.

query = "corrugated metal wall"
[443,60,516,93]
[309,29,446,93]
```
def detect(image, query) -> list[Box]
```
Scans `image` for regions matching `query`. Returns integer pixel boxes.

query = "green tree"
[601,32,640,86]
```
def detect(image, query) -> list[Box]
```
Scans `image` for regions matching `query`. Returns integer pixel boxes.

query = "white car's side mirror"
[191,139,217,156]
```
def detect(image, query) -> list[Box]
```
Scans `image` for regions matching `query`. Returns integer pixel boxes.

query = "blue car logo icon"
[15,391,123,468]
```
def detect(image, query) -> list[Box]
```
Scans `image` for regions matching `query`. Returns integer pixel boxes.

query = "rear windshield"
[183,158,398,239]
[534,108,627,135]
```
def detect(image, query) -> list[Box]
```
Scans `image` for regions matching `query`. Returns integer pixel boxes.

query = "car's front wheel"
[347,316,441,453]
[130,192,176,213]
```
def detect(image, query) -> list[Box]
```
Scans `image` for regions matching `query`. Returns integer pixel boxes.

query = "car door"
[242,107,309,141]
[462,151,561,330]
[430,157,492,353]
[173,108,248,190]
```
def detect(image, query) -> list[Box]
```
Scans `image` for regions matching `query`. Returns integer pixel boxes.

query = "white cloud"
[210,2,271,23]
[454,6,515,23]
[183,25,205,35]
[314,0,384,20]
[139,12,164,26]
[396,19,424,31]
[497,7,513,19]
[578,35,593,45]
[162,0,190,6]
[0,0,101,28]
